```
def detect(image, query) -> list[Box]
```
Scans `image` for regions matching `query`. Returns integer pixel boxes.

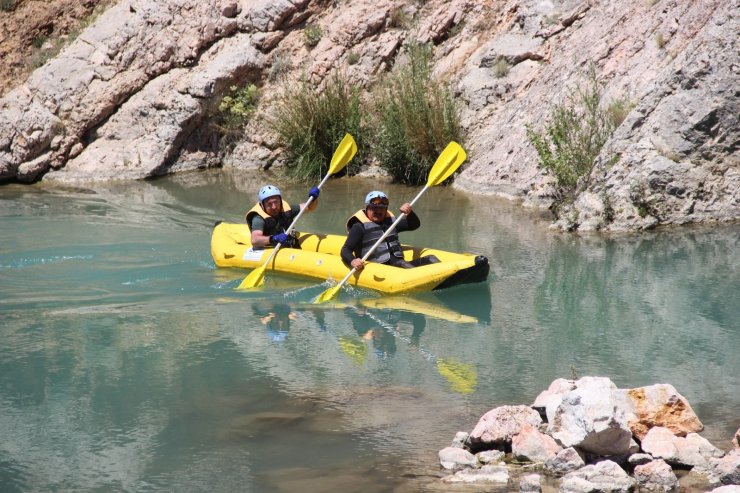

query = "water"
[1,170,738,492]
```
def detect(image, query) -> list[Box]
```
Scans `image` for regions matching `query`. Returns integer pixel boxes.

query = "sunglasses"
[367,202,388,210]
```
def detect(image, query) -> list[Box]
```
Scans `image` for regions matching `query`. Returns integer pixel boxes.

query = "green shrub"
[303,25,323,48]
[347,51,360,65]
[448,20,465,38]
[0,0,15,12]
[32,35,48,49]
[526,64,624,202]
[370,42,463,185]
[270,72,366,180]
[215,84,259,141]
[268,54,292,82]
[605,95,635,127]
[389,6,411,29]
[600,190,614,226]
[655,32,665,49]
[629,181,658,218]
[494,58,509,78]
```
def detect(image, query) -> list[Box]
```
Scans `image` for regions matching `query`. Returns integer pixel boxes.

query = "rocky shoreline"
[439,376,739,491]
[1,0,737,232]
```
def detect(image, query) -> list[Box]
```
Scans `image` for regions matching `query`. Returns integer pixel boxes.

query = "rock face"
[0,0,738,231]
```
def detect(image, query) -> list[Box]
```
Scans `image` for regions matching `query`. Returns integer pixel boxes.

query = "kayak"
[211,221,490,294]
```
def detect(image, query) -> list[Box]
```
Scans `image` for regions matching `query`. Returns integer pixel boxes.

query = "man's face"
[262,196,282,218]
[366,199,389,223]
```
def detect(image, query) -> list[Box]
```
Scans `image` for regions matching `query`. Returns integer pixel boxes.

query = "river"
[1,169,738,492]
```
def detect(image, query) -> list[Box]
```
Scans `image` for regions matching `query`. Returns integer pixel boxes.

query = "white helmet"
[364,190,388,205]
[258,185,281,204]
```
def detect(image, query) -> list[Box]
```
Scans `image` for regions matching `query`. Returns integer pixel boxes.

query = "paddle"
[313,141,466,303]
[237,133,357,290]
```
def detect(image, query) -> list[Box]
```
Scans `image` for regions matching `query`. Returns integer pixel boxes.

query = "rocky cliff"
[0,0,737,231]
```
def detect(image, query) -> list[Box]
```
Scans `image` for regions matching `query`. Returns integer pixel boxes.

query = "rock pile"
[439,376,739,491]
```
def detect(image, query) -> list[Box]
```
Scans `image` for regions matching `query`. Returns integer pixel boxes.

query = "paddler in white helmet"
[341,190,439,270]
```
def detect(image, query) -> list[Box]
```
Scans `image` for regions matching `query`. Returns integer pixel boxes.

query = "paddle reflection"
[343,306,426,360]
[339,302,478,394]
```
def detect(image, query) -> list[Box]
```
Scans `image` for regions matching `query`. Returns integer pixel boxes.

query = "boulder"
[520,473,542,492]
[641,426,725,468]
[438,446,476,471]
[560,460,636,493]
[619,383,704,439]
[469,405,542,450]
[442,464,509,484]
[512,423,563,463]
[547,376,633,456]
[633,459,679,491]
[545,447,586,476]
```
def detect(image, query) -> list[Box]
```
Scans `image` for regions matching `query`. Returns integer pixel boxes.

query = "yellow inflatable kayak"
[211,221,489,294]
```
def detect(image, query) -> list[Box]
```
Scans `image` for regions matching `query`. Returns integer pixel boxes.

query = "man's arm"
[251,229,274,248]
[298,200,318,212]
[249,216,277,248]
[341,223,365,269]
[395,207,420,232]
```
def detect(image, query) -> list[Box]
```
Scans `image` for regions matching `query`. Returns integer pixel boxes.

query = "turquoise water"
[1,170,738,492]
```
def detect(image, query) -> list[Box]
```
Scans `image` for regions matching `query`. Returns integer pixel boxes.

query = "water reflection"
[1,172,738,492]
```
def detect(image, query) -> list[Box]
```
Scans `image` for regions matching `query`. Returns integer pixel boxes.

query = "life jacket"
[246,201,298,247]
[346,210,404,264]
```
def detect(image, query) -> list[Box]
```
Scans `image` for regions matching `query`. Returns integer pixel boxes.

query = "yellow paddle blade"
[329,133,358,175]
[437,358,477,394]
[427,141,466,187]
[313,284,342,304]
[236,266,265,290]
[338,336,368,364]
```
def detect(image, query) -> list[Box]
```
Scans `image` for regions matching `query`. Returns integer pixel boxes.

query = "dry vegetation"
[0,0,116,96]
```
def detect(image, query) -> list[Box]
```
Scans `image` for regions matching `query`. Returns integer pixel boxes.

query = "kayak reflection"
[355,282,492,325]
[242,298,479,394]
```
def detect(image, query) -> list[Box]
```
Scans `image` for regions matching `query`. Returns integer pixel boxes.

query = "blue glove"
[271,233,292,247]
[308,186,320,200]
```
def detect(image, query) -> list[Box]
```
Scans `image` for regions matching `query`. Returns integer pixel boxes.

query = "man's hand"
[351,258,365,270]
[399,203,412,215]
[271,233,293,247]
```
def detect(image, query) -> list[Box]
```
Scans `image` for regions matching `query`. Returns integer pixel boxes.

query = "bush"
[1,0,15,11]
[270,72,366,180]
[526,64,628,201]
[389,6,411,29]
[303,25,323,48]
[370,42,463,185]
[493,58,509,78]
[347,51,360,65]
[655,32,665,49]
[214,84,259,143]
[268,54,292,82]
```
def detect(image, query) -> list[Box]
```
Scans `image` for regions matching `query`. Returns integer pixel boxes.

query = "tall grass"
[370,42,462,185]
[270,72,365,180]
